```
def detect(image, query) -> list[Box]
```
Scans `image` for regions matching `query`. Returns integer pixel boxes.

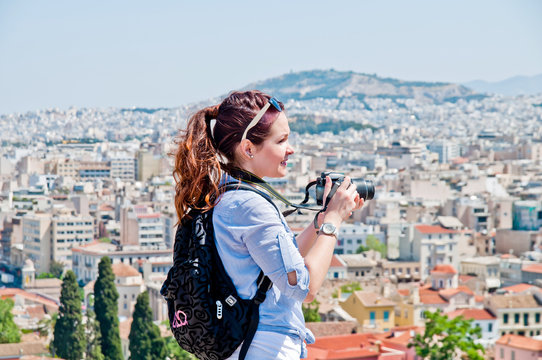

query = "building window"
[511,350,515,360]
[488,323,493,332]
[503,314,508,324]
[370,311,376,325]
[384,311,389,322]
[500,348,504,359]
[536,313,540,323]
[515,313,520,324]
[524,313,529,326]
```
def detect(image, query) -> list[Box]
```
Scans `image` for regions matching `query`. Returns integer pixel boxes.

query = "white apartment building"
[22,213,52,274]
[334,223,384,255]
[112,263,145,319]
[428,140,460,164]
[72,241,171,284]
[110,157,136,181]
[121,204,166,249]
[22,209,94,273]
[409,224,459,281]
[460,256,501,291]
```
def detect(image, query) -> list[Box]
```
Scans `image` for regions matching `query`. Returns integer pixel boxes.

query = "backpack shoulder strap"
[220,182,275,360]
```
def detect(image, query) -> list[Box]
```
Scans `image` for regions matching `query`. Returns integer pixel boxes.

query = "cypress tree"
[52,270,86,360]
[129,291,166,360]
[94,256,123,360]
[85,309,104,360]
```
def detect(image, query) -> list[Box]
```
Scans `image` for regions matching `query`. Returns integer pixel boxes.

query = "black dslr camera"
[315,172,375,205]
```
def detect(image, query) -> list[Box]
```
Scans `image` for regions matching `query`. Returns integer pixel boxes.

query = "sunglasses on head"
[241,97,282,141]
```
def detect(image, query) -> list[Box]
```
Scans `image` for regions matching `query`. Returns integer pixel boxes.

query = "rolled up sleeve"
[235,194,310,302]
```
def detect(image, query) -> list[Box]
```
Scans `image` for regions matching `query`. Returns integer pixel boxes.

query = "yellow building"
[340,291,396,332]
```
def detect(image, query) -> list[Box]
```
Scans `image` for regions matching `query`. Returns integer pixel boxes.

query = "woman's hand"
[321,176,364,225]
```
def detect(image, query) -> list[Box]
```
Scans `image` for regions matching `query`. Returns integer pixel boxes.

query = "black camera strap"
[226,168,322,217]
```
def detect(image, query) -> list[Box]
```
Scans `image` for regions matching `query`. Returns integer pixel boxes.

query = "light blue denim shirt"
[213,182,315,357]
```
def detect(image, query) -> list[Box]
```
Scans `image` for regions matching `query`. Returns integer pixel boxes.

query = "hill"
[464,74,542,96]
[241,69,482,105]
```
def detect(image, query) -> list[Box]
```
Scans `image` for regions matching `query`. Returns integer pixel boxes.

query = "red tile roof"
[419,288,448,305]
[415,225,456,234]
[446,309,496,321]
[0,288,59,310]
[438,288,470,300]
[397,289,410,296]
[306,334,381,360]
[501,283,537,293]
[522,264,542,274]
[431,264,457,274]
[329,255,345,268]
[496,334,542,351]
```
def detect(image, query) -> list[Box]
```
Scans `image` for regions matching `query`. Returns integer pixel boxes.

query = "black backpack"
[160,184,276,360]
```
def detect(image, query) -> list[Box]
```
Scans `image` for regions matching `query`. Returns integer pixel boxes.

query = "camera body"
[315,172,375,205]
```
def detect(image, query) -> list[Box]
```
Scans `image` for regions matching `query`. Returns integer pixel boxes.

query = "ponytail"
[172,105,222,222]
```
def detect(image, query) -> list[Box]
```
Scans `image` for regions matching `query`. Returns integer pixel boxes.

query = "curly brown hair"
[172,90,284,222]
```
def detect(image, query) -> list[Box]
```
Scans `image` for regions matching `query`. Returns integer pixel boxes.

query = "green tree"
[0,298,21,343]
[52,270,86,360]
[50,260,65,279]
[165,337,198,360]
[357,235,387,258]
[129,291,166,360]
[302,299,321,322]
[94,256,123,360]
[408,310,485,360]
[85,309,104,360]
[37,312,57,338]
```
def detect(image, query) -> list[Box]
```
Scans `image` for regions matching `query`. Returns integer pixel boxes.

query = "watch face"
[323,223,335,234]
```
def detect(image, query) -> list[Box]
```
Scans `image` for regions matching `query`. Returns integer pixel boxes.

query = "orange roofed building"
[495,334,542,360]
[307,328,424,360]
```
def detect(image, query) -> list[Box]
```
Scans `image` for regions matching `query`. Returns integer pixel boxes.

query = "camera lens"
[356,180,375,200]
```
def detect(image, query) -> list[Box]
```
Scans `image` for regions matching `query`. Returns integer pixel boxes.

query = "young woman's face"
[249,112,294,178]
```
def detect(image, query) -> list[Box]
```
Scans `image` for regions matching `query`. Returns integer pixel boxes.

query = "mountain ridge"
[240,69,476,105]
[464,73,542,96]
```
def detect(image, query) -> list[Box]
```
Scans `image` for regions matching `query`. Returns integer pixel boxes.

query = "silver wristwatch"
[319,223,339,239]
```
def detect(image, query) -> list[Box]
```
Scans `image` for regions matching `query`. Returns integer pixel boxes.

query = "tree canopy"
[356,234,387,258]
[408,310,485,360]
[129,291,166,360]
[302,299,321,322]
[52,270,86,360]
[0,298,21,344]
[94,256,123,360]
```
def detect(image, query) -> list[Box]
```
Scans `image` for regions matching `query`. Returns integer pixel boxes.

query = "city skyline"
[1,0,542,114]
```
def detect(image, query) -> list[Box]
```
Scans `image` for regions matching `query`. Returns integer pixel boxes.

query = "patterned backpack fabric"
[160,184,274,360]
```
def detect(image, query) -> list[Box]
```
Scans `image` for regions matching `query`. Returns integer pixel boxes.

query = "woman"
[173,90,363,359]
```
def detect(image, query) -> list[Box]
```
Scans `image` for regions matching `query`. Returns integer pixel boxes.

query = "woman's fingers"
[322,176,333,208]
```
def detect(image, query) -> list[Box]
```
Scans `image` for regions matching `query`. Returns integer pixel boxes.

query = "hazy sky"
[1,0,541,114]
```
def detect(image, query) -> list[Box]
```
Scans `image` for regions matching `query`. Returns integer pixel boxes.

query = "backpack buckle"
[225,295,237,306]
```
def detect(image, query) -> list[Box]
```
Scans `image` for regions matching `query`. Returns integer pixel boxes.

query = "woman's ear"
[239,139,254,159]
